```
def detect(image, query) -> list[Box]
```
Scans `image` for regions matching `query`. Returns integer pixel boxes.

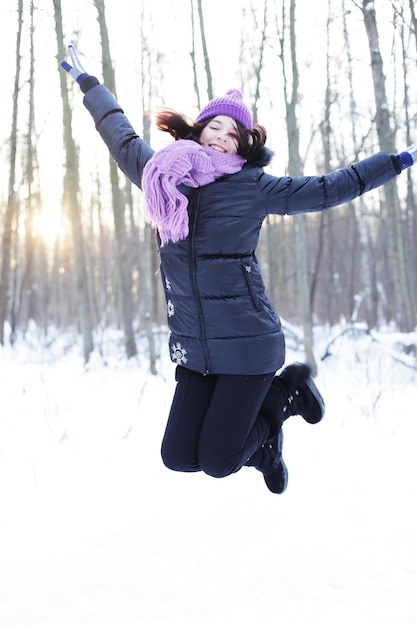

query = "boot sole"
[263,429,288,494]
[263,459,288,494]
[303,376,325,424]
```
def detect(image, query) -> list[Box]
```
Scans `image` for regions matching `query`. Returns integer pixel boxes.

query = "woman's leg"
[197,373,275,478]
[161,366,217,472]
[246,363,326,494]
[161,362,325,492]
[161,367,274,477]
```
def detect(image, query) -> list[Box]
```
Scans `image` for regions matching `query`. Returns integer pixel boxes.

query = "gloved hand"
[396,142,417,171]
[60,44,99,93]
[404,143,417,165]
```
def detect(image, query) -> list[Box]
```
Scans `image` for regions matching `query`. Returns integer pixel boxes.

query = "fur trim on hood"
[246,145,274,168]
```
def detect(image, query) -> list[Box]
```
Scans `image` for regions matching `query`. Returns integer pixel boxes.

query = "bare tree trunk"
[399,4,417,312]
[93,0,137,358]
[53,0,94,362]
[362,0,415,331]
[248,0,268,123]
[196,0,213,100]
[190,0,202,110]
[140,8,157,374]
[94,175,111,324]
[16,0,46,337]
[0,0,23,345]
[313,1,337,326]
[278,0,316,373]
[340,0,377,326]
[409,0,417,54]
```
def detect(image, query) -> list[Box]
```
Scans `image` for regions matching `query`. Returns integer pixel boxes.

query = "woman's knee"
[198,451,240,478]
[162,440,241,477]
[161,441,199,473]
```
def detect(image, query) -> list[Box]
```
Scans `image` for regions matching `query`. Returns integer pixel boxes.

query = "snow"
[1,326,416,626]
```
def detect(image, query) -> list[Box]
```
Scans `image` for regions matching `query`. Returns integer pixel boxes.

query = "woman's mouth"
[209,144,226,153]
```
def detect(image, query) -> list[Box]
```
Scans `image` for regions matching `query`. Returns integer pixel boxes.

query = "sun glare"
[34,201,63,247]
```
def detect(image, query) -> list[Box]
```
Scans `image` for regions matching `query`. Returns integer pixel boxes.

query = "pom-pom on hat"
[195,89,252,130]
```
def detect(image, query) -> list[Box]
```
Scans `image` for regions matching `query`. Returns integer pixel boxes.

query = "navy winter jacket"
[84,85,399,375]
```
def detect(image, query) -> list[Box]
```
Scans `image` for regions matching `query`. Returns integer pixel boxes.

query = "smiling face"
[198,115,239,154]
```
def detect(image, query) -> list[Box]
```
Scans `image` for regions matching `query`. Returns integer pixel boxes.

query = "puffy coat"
[84,85,399,375]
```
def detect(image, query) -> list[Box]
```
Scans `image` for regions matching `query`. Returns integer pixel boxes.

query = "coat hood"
[246,145,274,168]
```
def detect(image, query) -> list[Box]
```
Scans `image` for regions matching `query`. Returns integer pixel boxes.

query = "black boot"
[246,429,288,494]
[278,363,325,424]
[262,429,288,494]
[258,363,324,444]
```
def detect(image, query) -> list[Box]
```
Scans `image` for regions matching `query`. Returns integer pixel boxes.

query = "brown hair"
[155,108,268,164]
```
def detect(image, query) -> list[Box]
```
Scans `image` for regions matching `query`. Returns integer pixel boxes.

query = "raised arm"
[60,44,154,189]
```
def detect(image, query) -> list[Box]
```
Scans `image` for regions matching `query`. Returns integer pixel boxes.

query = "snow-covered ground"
[0,325,416,626]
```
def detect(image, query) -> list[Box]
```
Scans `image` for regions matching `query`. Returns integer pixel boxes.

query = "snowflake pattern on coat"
[167,299,175,317]
[171,342,188,365]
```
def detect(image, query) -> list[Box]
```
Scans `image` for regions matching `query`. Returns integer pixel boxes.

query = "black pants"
[161,366,275,478]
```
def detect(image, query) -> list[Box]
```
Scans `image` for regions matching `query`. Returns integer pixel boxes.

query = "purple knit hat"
[195,89,252,130]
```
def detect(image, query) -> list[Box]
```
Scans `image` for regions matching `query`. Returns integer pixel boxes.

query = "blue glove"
[60,44,89,82]
[396,142,417,170]
[60,44,99,93]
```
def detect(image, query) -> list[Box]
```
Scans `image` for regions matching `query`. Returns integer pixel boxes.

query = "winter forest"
[0,0,416,370]
[1,1,417,624]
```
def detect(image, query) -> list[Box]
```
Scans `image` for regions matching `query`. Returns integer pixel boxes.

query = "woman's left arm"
[258,150,403,216]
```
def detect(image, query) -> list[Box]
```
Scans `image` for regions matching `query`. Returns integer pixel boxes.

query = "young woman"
[61,45,416,494]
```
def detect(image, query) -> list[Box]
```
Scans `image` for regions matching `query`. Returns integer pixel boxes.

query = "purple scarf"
[142,139,245,245]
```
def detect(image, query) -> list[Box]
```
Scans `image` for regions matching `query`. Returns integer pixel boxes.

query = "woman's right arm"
[60,45,154,189]
[82,84,154,189]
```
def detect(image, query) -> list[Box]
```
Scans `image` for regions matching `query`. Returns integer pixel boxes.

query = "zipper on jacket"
[188,190,211,374]
[241,260,262,311]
